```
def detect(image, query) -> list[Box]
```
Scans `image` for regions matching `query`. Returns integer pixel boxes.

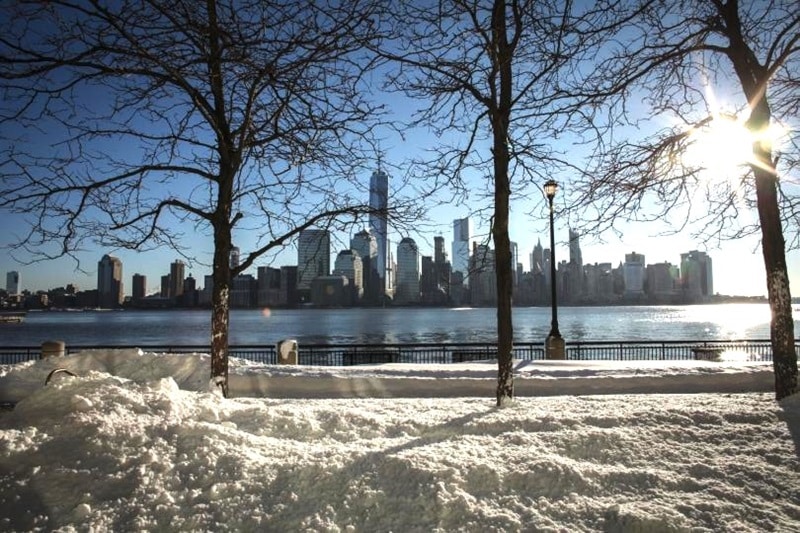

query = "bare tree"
[374,0,613,405]
[569,0,799,399]
[0,0,418,397]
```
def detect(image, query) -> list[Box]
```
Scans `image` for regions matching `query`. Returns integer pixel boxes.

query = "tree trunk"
[210,222,232,398]
[721,0,798,399]
[753,163,797,399]
[492,0,514,406]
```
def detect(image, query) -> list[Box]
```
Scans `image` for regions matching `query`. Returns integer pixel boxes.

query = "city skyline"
[2,222,759,301]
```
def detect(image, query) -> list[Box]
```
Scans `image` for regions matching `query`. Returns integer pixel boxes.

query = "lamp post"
[544,179,565,359]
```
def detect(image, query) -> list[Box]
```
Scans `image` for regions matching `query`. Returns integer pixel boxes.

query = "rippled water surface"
[1,303,789,346]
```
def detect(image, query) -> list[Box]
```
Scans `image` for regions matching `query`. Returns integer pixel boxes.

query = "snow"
[1,350,799,531]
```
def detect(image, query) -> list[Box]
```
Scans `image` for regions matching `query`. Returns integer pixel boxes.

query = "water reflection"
[3,303,787,346]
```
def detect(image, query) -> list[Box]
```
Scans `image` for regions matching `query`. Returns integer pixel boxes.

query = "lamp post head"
[544,179,558,201]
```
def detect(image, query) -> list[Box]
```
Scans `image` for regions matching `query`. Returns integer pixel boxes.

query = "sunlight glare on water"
[679,303,771,339]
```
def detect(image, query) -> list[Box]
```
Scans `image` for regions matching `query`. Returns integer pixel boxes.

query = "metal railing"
[0,339,784,366]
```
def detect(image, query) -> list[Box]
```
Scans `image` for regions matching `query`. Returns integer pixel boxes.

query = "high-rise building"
[351,229,379,304]
[182,275,198,307]
[97,254,123,308]
[511,241,519,287]
[160,274,171,298]
[170,260,185,299]
[531,239,544,274]
[566,230,584,302]
[681,250,714,298]
[132,274,146,302]
[230,246,240,270]
[369,169,389,295]
[231,274,256,307]
[452,217,471,276]
[297,229,330,294]
[647,262,678,298]
[569,229,583,266]
[333,250,364,304]
[469,243,496,306]
[623,252,646,295]
[257,266,282,307]
[434,236,446,264]
[395,237,420,304]
[543,248,552,287]
[6,271,20,295]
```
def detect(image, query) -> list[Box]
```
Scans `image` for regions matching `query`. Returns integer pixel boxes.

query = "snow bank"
[0,350,798,531]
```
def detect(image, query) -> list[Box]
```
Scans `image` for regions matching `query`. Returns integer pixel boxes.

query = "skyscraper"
[333,249,364,303]
[297,229,330,293]
[623,252,646,295]
[132,273,146,302]
[531,239,544,274]
[569,229,583,266]
[97,254,123,308]
[681,250,714,298]
[230,246,240,270]
[369,169,389,295]
[452,217,471,277]
[395,237,420,304]
[351,229,378,304]
[5,271,20,295]
[170,260,185,299]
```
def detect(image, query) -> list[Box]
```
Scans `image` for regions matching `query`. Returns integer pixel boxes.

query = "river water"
[0,304,791,347]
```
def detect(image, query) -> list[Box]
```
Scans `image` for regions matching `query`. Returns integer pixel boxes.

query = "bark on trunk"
[753,164,797,399]
[210,225,232,398]
[720,0,798,398]
[492,0,514,406]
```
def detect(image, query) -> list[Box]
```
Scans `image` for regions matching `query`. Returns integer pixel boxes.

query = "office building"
[231,274,256,307]
[351,229,379,304]
[160,275,171,298]
[132,274,146,302]
[469,243,496,306]
[566,230,584,302]
[97,254,123,308]
[6,271,20,295]
[623,252,646,296]
[395,237,420,304]
[257,266,282,307]
[646,262,678,299]
[681,250,714,299]
[297,229,331,296]
[452,217,471,277]
[531,239,544,274]
[170,260,185,300]
[333,250,364,304]
[369,169,389,296]
[230,246,240,270]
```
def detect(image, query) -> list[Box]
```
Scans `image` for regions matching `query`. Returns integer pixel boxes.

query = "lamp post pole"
[544,180,565,359]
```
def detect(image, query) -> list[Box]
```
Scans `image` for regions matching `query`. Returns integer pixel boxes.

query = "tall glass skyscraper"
[452,217,471,276]
[5,271,20,295]
[97,254,123,308]
[369,169,389,295]
[297,229,330,291]
[395,237,420,304]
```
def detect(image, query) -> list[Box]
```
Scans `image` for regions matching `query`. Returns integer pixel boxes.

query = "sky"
[1,350,799,531]
[2,4,799,299]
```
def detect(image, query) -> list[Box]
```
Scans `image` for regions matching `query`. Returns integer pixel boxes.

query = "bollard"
[41,340,66,359]
[276,339,298,365]
[544,336,566,360]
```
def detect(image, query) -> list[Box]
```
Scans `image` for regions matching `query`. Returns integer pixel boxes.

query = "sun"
[683,97,787,184]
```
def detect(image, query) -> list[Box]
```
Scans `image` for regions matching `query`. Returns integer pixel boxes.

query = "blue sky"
[2,3,798,299]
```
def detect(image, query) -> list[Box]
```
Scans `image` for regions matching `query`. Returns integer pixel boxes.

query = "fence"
[0,339,783,366]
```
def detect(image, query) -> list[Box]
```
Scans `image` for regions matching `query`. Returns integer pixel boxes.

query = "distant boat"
[0,311,26,324]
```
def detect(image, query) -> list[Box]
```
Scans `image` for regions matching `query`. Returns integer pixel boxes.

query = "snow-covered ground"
[1,350,799,531]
